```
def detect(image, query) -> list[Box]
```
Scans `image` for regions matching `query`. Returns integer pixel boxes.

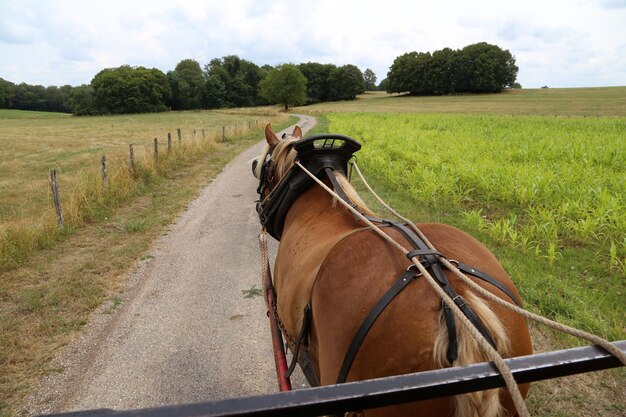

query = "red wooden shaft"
[266,288,292,391]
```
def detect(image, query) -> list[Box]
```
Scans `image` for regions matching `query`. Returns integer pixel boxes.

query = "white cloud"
[0,0,624,88]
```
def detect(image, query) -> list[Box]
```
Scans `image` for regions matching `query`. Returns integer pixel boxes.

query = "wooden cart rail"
[45,340,625,417]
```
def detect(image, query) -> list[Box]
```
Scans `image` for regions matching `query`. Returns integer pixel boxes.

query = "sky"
[1,0,625,89]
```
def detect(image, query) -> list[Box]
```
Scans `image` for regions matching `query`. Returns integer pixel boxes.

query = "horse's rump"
[303,222,531,415]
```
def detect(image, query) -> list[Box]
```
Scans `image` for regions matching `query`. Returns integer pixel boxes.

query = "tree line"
[383,42,519,95]
[0,56,372,115]
[0,42,519,115]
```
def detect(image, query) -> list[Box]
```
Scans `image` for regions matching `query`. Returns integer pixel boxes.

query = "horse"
[253,123,532,417]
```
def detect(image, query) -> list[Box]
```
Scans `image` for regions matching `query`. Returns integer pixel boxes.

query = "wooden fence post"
[168,133,172,152]
[202,129,206,140]
[129,144,135,172]
[50,169,64,226]
[177,128,182,145]
[193,129,196,140]
[101,155,108,191]
[222,126,226,142]
[153,138,158,161]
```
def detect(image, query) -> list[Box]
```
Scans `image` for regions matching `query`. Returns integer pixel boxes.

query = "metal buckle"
[406,263,423,277]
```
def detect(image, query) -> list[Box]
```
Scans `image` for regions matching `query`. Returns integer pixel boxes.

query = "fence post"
[154,138,158,161]
[222,126,226,142]
[202,129,206,140]
[168,133,172,152]
[177,128,182,145]
[193,129,196,140]
[101,155,108,192]
[129,144,135,172]
[50,169,64,227]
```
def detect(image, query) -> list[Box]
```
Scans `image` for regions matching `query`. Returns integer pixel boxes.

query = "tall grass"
[326,112,625,339]
[0,113,286,272]
[0,111,293,415]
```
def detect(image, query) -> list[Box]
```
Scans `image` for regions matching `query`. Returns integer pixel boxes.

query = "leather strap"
[453,261,522,307]
[297,349,321,387]
[286,304,312,378]
[337,269,420,384]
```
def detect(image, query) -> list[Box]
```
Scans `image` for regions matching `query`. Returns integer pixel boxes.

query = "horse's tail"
[433,291,511,417]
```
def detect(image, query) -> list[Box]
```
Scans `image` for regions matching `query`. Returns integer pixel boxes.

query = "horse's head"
[252,123,302,200]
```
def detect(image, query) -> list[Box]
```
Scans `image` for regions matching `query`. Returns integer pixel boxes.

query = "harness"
[255,134,522,387]
[256,134,361,240]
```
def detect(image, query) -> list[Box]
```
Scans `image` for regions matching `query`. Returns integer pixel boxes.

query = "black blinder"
[252,159,259,177]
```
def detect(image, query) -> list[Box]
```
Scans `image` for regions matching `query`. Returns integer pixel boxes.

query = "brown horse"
[253,124,532,417]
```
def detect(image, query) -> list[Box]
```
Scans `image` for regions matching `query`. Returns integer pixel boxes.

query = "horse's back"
[310,222,531,415]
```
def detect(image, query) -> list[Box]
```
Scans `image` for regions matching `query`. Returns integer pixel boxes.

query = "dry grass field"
[297,87,626,117]
[0,109,293,414]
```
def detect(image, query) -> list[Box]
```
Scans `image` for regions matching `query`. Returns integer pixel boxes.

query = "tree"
[0,78,15,108]
[377,78,389,91]
[455,43,518,93]
[298,62,335,103]
[387,43,518,95]
[328,65,365,100]
[204,55,263,107]
[203,74,227,108]
[91,65,171,114]
[259,64,307,110]
[69,84,98,115]
[363,69,377,91]
[167,59,205,110]
[386,52,433,95]
[429,48,456,94]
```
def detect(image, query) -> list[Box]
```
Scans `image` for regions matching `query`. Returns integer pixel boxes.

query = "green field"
[301,87,625,416]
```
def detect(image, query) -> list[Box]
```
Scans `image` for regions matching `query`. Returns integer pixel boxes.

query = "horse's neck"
[282,183,358,239]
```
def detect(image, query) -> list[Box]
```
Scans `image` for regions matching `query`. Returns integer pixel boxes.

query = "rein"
[295,160,531,417]
[255,133,626,417]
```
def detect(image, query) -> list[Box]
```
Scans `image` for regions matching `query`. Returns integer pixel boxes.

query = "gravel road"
[25,114,316,415]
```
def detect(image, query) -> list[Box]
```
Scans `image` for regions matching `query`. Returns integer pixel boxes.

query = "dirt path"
[26,115,316,415]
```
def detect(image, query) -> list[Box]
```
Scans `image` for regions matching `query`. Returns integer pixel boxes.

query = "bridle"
[254,134,362,240]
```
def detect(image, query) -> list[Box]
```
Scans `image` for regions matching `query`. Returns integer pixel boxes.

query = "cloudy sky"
[1,0,625,89]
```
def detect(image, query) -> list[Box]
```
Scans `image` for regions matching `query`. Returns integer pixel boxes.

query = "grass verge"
[0,113,296,415]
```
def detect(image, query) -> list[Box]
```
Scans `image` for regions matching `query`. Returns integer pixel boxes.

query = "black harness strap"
[259,146,520,387]
[336,270,420,384]
[384,221,498,360]
[285,304,312,378]
[453,261,522,307]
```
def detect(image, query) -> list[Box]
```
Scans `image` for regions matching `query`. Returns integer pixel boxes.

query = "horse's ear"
[292,126,303,139]
[265,123,279,146]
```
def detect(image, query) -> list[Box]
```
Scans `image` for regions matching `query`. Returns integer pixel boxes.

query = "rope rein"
[290,159,625,417]
[350,162,626,366]
[294,161,531,417]
[259,231,298,348]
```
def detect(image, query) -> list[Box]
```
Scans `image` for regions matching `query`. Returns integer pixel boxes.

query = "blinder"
[256,134,362,240]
